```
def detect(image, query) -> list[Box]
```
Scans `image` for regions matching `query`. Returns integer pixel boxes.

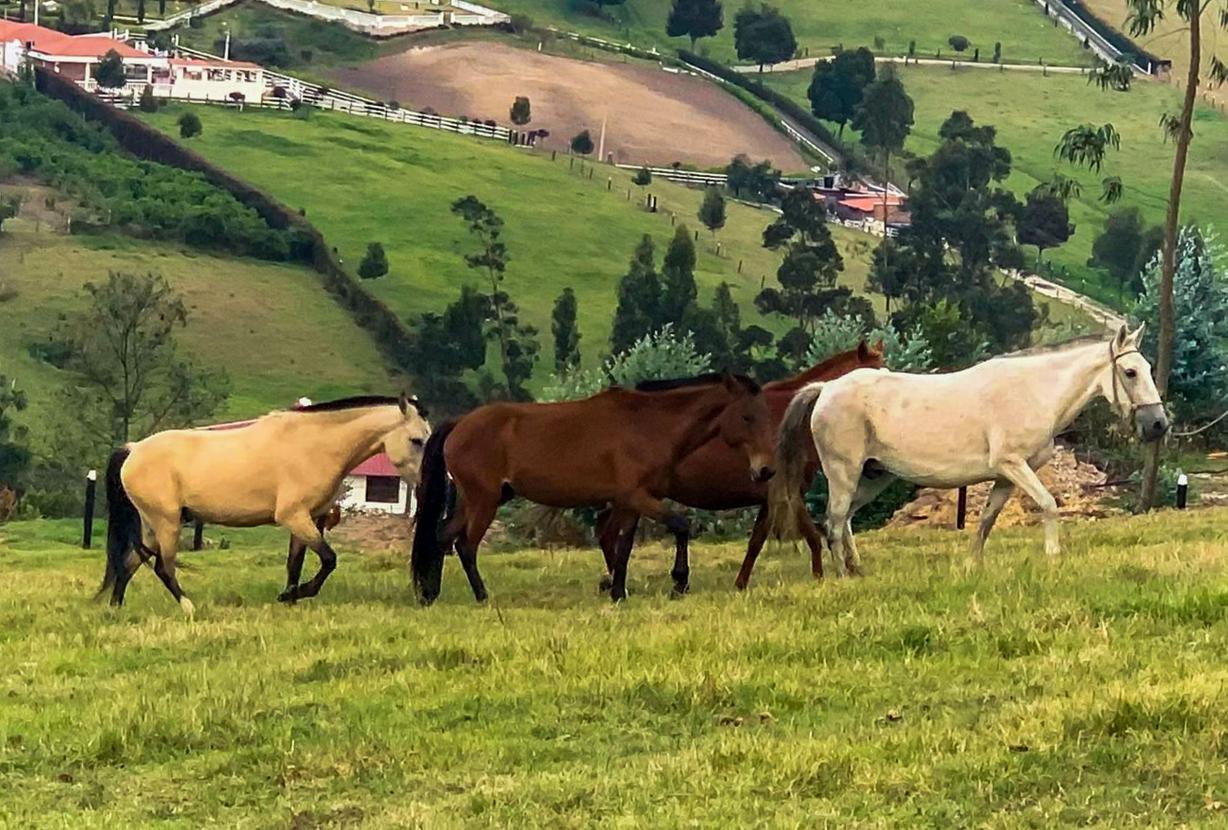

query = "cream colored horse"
[769,326,1168,573]
[99,395,430,615]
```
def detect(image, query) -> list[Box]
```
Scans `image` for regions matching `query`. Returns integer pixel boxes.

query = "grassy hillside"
[0,221,394,446]
[487,0,1092,66]
[139,105,883,374]
[4,507,1228,825]
[761,66,1228,307]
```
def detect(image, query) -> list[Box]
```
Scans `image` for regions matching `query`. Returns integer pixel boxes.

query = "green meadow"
[762,65,1228,307]
[138,105,883,374]
[485,0,1091,67]
[0,222,394,445]
[4,508,1228,826]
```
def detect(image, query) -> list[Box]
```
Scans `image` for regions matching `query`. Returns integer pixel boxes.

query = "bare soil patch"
[325,42,808,169]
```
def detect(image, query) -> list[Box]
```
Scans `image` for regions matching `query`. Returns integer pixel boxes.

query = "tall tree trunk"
[1139,6,1201,511]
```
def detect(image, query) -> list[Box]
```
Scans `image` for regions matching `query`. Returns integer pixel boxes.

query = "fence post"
[1176,473,1188,509]
[82,470,97,549]
[956,486,967,530]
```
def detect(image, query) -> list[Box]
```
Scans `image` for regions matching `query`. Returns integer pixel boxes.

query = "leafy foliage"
[551,287,581,372]
[542,324,710,401]
[1133,227,1228,426]
[94,50,126,90]
[357,242,389,279]
[805,310,933,372]
[666,0,723,47]
[733,4,797,70]
[610,235,663,353]
[1089,207,1160,301]
[177,110,203,139]
[510,96,531,126]
[724,154,780,201]
[0,375,30,499]
[1017,186,1075,265]
[697,187,726,237]
[807,46,875,136]
[570,129,595,155]
[0,85,296,259]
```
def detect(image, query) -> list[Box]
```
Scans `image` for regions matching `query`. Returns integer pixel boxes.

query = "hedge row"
[677,49,853,169]
[1051,0,1169,73]
[34,69,417,377]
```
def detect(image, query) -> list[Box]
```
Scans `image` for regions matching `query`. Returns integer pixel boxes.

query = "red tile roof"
[0,21,147,59]
[170,57,263,70]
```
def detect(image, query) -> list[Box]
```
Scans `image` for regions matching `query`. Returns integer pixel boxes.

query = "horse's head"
[715,373,776,483]
[857,338,887,369]
[1102,324,1168,442]
[382,393,433,484]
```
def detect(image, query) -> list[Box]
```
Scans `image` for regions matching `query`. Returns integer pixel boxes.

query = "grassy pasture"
[4,509,1228,826]
[0,222,394,446]
[761,65,1228,308]
[138,105,882,376]
[484,0,1092,68]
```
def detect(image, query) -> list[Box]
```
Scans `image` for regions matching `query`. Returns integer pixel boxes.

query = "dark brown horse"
[411,373,775,604]
[595,342,885,590]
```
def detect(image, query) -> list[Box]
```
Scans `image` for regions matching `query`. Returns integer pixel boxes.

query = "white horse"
[768,325,1168,573]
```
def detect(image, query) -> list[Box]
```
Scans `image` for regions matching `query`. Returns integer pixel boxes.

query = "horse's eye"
[411,438,425,447]
[1124,368,1138,379]
[742,414,753,423]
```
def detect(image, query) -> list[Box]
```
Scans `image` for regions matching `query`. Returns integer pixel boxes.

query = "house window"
[364,476,401,504]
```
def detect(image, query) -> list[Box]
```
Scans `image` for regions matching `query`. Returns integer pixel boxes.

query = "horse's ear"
[1128,322,1146,345]
[721,371,742,394]
[874,338,886,355]
[1114,324,1129,349]
[398,392,410,415]
[857,339,871,360]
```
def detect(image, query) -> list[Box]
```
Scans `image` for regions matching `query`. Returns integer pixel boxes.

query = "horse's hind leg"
[151,520,193,617]
[971,479,1015,559]
[840,475,897,576]
[595,507,622,593]
[453,490,499,603]
[734,505,771,590]
[278,512,339,602]
[281,514,327,603]
[998,458,1060,556]
[798,505,827,581]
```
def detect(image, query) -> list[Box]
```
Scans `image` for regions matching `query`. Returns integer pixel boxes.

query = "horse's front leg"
[281,514,328,603]
[623,493,690,598]
[998,458,1060,556]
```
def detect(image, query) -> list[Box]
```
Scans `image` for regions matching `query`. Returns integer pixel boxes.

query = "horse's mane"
[997,333,1108,360]
[291,394,427,417]
[634,373,761,394]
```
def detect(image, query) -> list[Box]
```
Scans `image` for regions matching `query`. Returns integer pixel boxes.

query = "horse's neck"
[771,357,858,392]
[1019,343,1109,432]
[631,387,731,459]
[301,407,402,472]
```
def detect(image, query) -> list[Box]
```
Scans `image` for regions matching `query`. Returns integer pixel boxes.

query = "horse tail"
[767,382,825,541]
[97,446,139,601]
[411,419,457,606]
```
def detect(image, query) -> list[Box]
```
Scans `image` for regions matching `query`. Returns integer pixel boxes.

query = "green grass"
[486,0,1091,66]
[0,223,395,447]
[762,65,1228,308]
[139,104,885,377]
[5,508,1228,826]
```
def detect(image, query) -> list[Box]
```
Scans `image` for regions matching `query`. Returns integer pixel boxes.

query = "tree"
[543,325,710,402]
[451,195,537,398]
[0,375,30,499]
[947,34,969,53]
[136,0,146,22]
[1067,0,1228,509]
[725,155,780,201]
[632,166,652,188]
[660,224,698,325]
[1017,186,1074,267]
[138,84,158,113]
[0,196,21,235]
[358,242,389,279]
[667,0,723,47]
[94,50,126,90]
[992,41,1001,63]
[551,287,581,372]
[733,4,797,72]
[510,96,531,126]
[177,111,202,139]
[610,235,662,353]
[406,284,489,412]
[807,46,876,136]
[805,310,933,372]
[41,272,229,455]
[853,64,913,246]
[1134,226,1228,427]
[570,129,595,155]
[698,187,726,240]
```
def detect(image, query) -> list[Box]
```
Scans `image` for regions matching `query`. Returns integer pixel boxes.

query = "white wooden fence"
[613,164,726,187]
[174,44,516,141]
[143,0,507,35]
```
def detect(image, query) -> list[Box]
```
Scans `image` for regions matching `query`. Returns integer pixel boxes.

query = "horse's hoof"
[597,574,613,592]
[474,591,489,604]
[417,592,438,607]
[277,587,298,603]
[734,578,748,591]
[179,596,196,618]
[670,583,690,599]
[609,589,627,603]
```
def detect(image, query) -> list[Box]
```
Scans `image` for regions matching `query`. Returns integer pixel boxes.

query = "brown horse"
[411,373,775,604]
[594,342,885,590]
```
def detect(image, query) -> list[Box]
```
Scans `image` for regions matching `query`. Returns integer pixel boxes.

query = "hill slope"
[140,106,883,376]
[0,220,395,446]
[761,65,1228,306]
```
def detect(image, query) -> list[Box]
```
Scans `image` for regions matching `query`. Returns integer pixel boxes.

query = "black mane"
[293,395,404,413]
[635,373,761,394]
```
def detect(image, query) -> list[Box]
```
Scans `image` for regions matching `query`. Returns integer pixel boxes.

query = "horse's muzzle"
[752,466,776,483]
[1135,403,1169,443]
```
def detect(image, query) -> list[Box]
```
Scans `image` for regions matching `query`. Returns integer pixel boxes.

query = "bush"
[947,34,969,52]
[358,241,389,279]
[570,129,595,155]
[507,12,533,33]
[177,110,202,138]
[138,84,158,113]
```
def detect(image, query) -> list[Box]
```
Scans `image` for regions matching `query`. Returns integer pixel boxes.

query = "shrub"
[947,34,969,52]
[138,84,158,113]
[177,110,202,138]
[358,242,389,279]
[570,129,595,155]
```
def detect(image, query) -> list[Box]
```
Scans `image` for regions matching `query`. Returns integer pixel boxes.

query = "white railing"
[613,163,726,186]
[144,0,242,30]
[175,44,515,141]
[144,0,506,35]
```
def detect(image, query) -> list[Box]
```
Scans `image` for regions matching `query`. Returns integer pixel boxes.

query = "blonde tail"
[766,382,825,540]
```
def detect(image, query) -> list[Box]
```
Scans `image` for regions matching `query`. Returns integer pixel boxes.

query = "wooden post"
[1176,473,1188,509]
[956,486,968,530]
[193,519,205,551]
[738,259,743,274]
[82,470,97,550]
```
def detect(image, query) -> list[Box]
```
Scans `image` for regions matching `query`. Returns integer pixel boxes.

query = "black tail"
[97,447,139,603]
[411,419,457,606]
